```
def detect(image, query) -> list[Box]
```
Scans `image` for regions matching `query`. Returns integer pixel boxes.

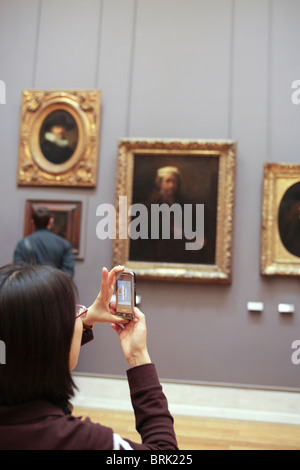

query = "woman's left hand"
[84,266,126,326]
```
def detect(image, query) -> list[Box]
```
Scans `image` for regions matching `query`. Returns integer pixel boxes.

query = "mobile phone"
[116,271,136,320]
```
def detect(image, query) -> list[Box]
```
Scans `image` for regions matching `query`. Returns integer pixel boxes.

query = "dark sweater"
[0,363,178,450]
[13,228,74,277]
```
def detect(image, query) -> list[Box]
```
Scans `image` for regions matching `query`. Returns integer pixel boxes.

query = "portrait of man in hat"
[39,110,78,165]
[128,155,219,265]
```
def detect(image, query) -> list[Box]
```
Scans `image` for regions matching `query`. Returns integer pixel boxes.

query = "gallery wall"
[0,0,299,389]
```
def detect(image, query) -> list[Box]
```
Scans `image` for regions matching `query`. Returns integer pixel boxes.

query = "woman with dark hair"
[0,263,177,450]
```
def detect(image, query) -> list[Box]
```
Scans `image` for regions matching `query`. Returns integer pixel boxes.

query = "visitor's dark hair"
[0,263,77,406]
[32,206,51,229]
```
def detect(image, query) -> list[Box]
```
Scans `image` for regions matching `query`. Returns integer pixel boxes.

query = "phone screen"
[116,271,136,319]
[117,280,132,306]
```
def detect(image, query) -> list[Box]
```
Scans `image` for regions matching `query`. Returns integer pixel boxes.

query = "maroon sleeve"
[125,363,178,450]
[81,329,94,345]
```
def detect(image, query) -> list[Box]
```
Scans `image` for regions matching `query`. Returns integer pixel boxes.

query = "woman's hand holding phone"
[84,266,126,327]
[111,307,151,368]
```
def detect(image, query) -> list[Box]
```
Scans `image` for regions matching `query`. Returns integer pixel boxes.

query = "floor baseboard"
[72,374,300,425]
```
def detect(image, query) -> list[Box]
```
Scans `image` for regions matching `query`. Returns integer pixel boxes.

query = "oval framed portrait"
[17,89,101,187]
[39,109,78,166]
[32,104,84,174]
[278,181,300,258]
[261,163,300,277]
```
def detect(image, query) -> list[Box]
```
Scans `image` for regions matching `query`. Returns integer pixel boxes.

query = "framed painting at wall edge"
[24,199,83,259]
[112,138,236,283]
[17,89,101,187]
[261,162,300,277]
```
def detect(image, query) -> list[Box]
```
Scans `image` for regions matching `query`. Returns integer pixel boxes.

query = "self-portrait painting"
[113,139,236,283]
[129,152,219,266]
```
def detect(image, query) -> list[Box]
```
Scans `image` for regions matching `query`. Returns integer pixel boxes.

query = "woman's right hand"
[111,307,151,368]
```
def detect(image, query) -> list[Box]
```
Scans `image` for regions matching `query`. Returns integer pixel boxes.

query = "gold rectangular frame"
[261,163,300,276]
[17,89,101,187]
[112,139,236,283]
[24,199,83,259]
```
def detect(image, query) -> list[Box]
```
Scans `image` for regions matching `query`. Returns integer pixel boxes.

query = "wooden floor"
[74,406,300,450]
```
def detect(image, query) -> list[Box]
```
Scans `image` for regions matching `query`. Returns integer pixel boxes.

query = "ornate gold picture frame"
[112,139,236,283]
[17,89,101,187]
[261,163,300,277]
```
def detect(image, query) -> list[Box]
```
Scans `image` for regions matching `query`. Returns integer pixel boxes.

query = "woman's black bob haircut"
[0,263,78,406]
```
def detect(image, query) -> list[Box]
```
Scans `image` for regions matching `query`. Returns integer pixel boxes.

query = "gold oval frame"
[260,163,300,276]
[17,89,101,187]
